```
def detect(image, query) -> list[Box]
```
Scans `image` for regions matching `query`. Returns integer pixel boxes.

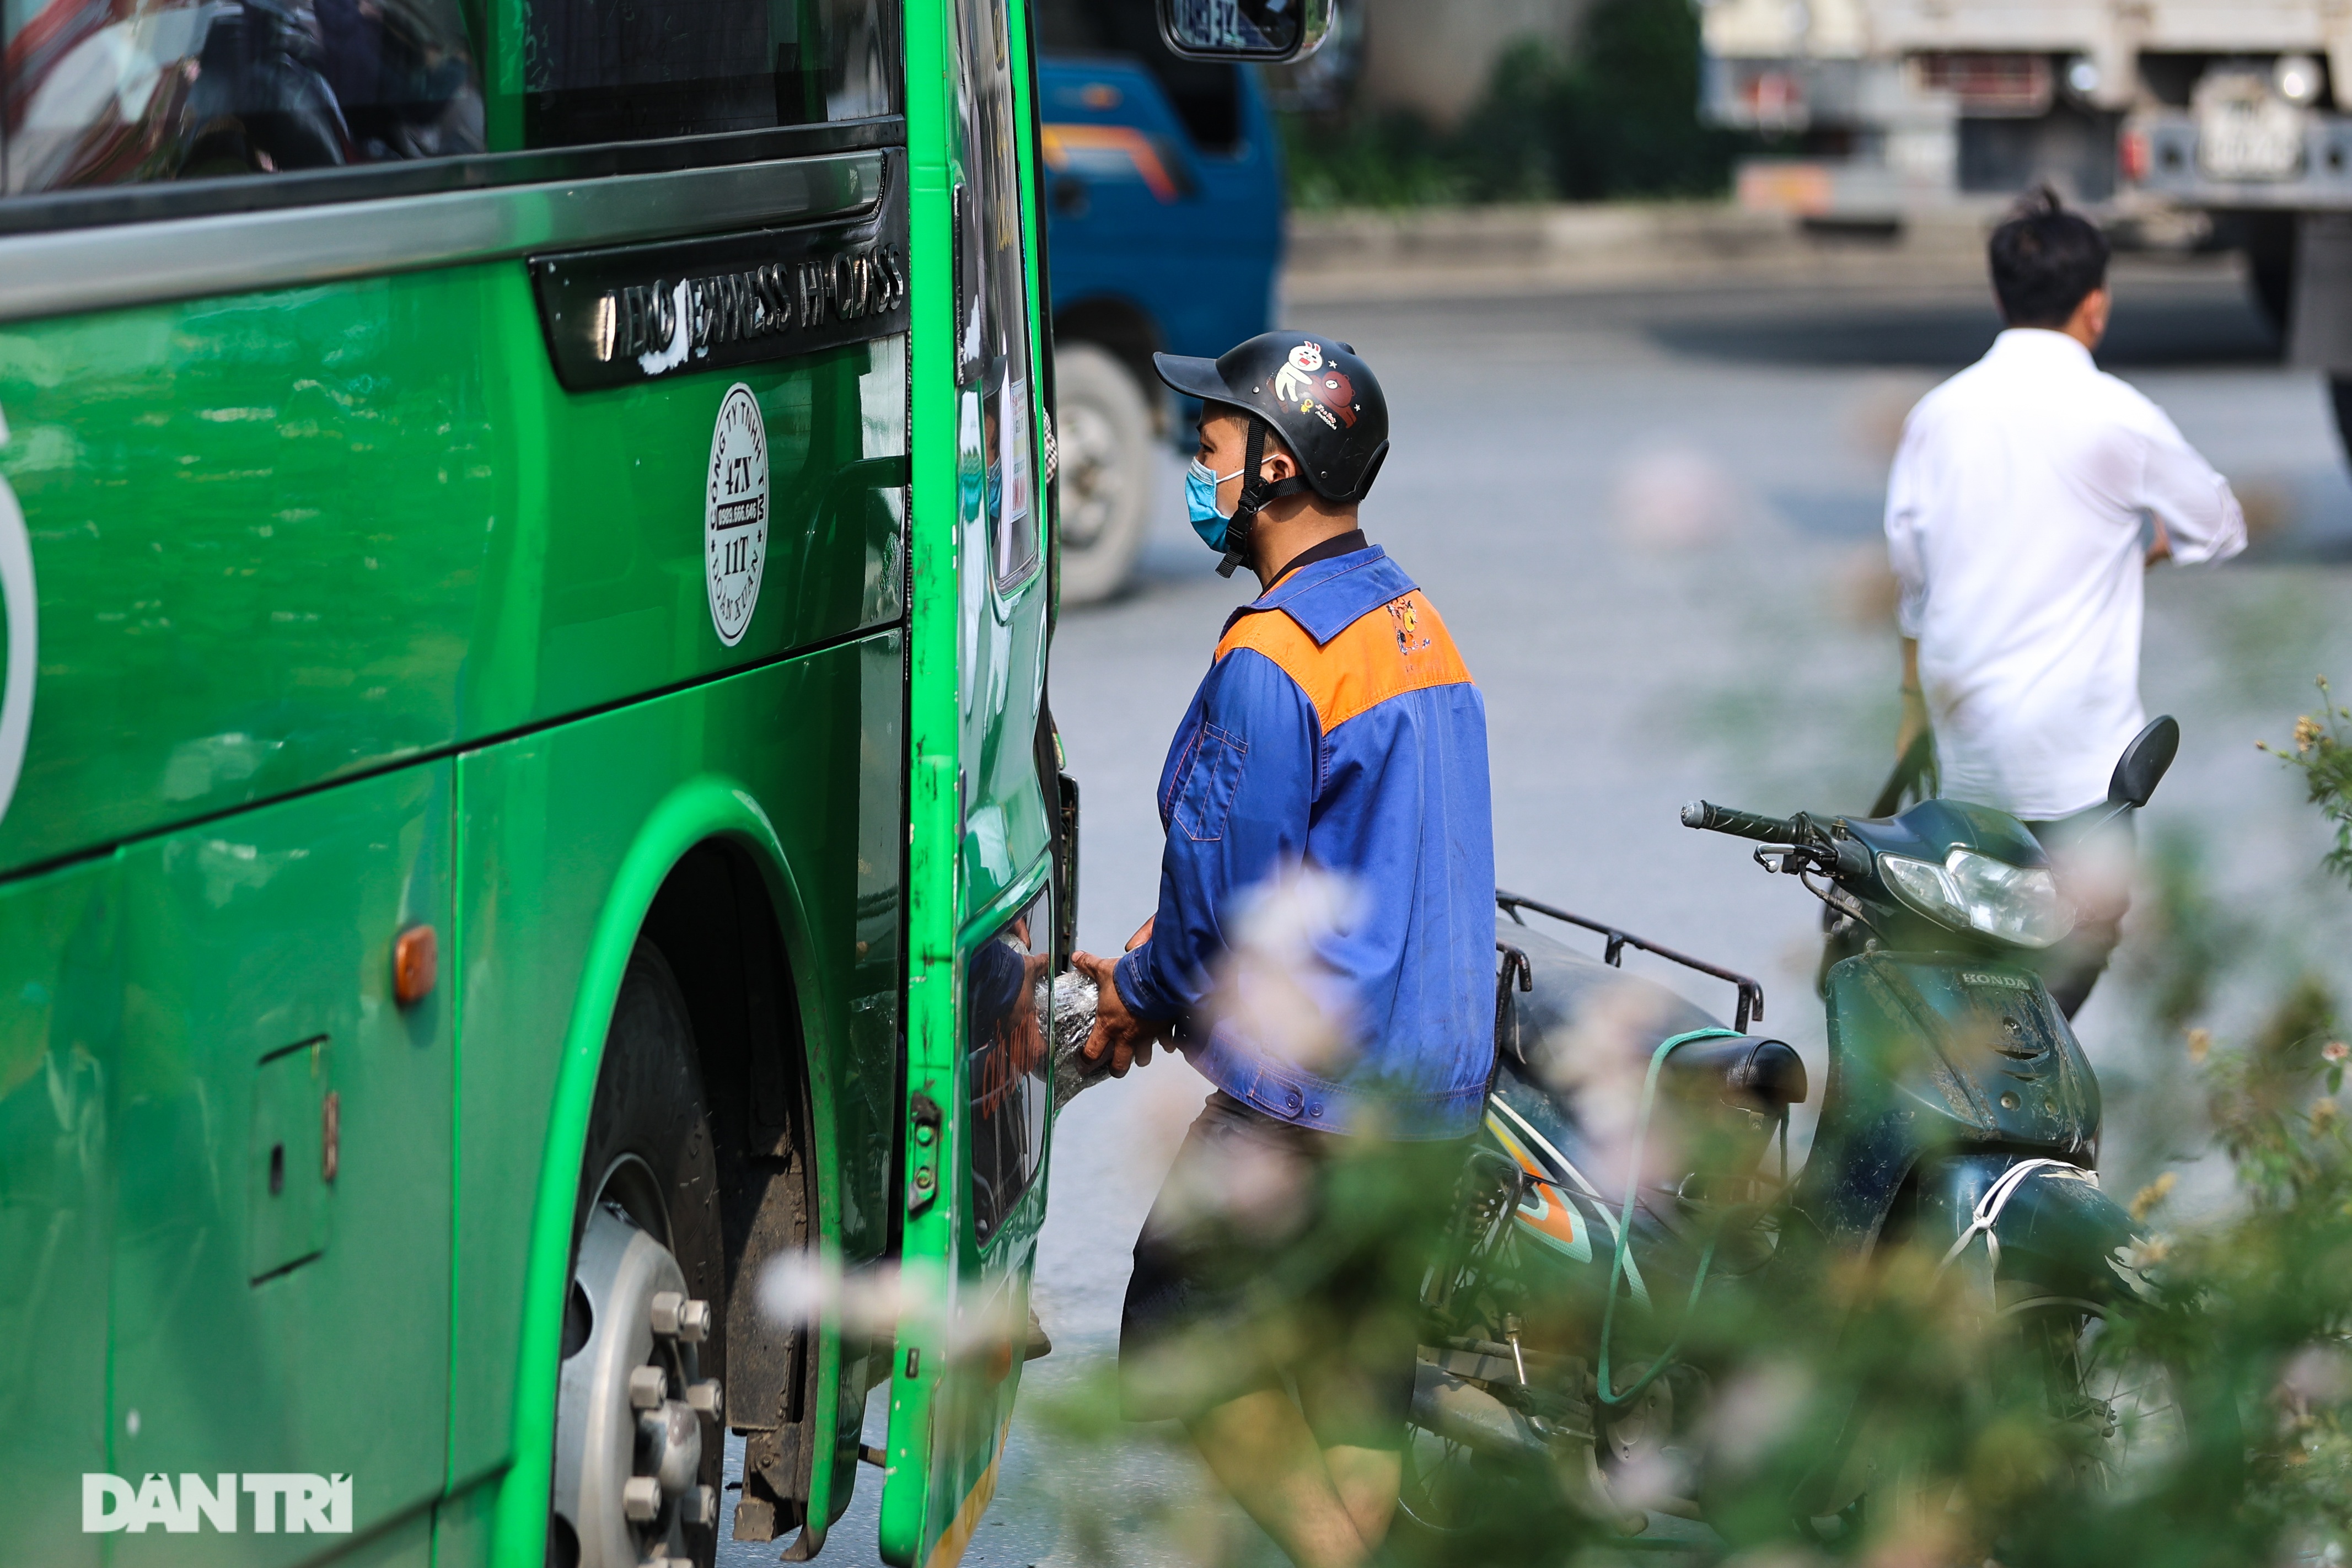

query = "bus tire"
[551,943,727,1568]
[1053,341,1157,605]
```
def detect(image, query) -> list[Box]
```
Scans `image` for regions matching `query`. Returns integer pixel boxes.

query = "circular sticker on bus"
[705,384,770,647]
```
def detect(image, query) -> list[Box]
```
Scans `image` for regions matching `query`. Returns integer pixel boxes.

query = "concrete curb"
[1280,200,1999,300]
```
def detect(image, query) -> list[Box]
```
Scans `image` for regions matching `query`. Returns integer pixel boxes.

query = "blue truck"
[1037,1,1286,602]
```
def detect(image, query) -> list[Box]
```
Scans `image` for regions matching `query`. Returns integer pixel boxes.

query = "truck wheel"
[1053,341,1157,605]
[2244,212,2297,341]
[2330,376,2352,470]
[551,944,727,1568]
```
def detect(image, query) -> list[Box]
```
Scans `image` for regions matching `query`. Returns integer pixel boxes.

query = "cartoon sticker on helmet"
[1271,341,1362,433]
[1318,370,1358,428]
[1271,340,1324,404]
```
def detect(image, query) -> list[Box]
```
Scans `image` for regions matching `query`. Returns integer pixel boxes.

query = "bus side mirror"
[2107,714,2179,809]
[1157,0,1335,62]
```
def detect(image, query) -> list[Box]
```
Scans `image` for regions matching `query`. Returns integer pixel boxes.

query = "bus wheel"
[1054,341,1157,605]
[552,944,727,1568]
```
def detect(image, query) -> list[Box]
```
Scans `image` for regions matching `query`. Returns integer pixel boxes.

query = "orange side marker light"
[394,925,438,1006]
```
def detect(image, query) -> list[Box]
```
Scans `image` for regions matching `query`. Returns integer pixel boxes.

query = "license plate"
[2200,96,2303,180]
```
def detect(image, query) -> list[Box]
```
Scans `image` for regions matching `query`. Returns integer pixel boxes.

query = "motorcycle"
[1397,717,2214,1551]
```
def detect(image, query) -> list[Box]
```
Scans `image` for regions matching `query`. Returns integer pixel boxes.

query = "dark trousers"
[2025,804,2136,1020]
[1119,1091,1470,1447]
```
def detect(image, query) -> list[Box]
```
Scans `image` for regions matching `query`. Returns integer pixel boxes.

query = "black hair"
[1989,186,2111,327]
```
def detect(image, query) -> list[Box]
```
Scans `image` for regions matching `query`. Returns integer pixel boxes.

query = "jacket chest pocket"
[1172,722,1248,842]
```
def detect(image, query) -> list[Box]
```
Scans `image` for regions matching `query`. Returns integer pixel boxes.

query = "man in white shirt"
[1886,187,2246,1016]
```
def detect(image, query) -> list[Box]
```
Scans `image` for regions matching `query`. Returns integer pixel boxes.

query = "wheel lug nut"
[681,1483,718,1527]
[685,1378,723,1418]
[621,1475,662,1522]
[628,1365,667,1410]
[652,1291,712,1343]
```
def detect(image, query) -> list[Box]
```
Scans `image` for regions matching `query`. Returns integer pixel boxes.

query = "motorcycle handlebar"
[1680,799,1808,842]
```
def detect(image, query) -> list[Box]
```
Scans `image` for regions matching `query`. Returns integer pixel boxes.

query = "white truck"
[1702,0,2352,451]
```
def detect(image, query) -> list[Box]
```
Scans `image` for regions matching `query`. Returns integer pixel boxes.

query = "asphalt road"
[723,255,2352,1568]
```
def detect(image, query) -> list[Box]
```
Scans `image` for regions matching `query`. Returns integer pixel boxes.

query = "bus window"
[522,0,900,147]
[1,0,485,190]
[952,0,1037,587]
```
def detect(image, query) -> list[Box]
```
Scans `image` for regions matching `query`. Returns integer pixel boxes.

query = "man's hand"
[2146,516,2173,568]
[1895,636,1929,761]
[1895,685,1930,761]
[1073,949,1160,1077]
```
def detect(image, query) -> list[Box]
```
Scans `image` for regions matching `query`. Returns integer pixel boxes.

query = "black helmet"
[1154,332,1390,574]
[1155,332,1389,503]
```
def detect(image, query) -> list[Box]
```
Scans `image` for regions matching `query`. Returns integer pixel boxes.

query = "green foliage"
[1278,108,1474,210]
[2205,976,2344,1196]
[1279,0,1748,210]
[1015,684,2352,1566]
[2157,975,2352,1562]
[1546,0,1735,202]
[2264,676,2352,892]
[2122,829,2254,1041]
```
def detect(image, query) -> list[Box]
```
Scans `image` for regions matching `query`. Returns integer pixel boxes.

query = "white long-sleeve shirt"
[1886,328,2246,820]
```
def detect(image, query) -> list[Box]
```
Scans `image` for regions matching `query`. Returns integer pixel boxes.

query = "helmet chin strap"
[1216,416,1315,580]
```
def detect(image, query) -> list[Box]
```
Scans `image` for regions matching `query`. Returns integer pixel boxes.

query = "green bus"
[0,0,1319,1563]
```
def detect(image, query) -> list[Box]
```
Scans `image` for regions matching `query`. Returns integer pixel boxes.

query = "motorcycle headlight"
[1879,848,2075,949]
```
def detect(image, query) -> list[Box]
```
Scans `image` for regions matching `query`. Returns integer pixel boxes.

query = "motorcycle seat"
[1656,1031,1808,1116]
[1496,922,1807,1116]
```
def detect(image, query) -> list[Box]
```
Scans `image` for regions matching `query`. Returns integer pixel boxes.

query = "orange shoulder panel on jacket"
[1215,590,1473,731]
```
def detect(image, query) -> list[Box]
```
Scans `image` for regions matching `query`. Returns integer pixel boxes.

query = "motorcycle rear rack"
[1496,889,1765,1034]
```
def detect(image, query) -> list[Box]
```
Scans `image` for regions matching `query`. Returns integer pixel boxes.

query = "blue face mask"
[1185,458,1242,552]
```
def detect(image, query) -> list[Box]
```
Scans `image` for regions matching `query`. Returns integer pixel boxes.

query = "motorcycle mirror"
[2106,715,2179,809]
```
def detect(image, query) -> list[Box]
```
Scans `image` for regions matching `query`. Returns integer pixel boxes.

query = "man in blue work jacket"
[1075,332,1496,1568]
